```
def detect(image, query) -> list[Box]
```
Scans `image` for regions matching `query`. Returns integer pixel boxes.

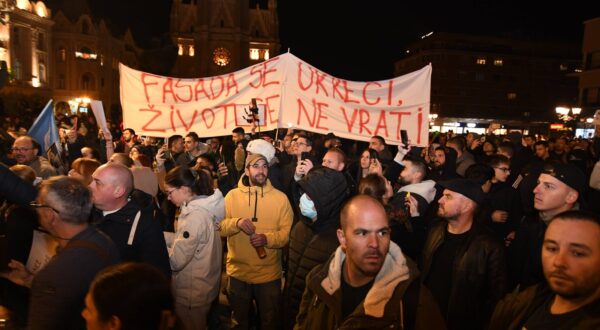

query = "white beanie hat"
[247,139,276,163]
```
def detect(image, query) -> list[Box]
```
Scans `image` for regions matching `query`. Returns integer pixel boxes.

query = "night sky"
[49,0,598,81]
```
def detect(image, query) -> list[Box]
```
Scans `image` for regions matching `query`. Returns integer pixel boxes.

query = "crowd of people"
[0,110,599,329]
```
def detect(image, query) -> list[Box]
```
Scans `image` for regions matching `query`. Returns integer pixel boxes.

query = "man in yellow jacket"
[220,153,293,330]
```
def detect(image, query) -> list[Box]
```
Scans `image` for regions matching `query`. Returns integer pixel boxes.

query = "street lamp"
[555,106,581,122]
[555,106,582,136]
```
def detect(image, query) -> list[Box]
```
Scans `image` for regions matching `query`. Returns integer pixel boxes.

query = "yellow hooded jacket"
[220,175,293,284]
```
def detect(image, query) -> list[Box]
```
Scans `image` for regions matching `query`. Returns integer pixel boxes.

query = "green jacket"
[294,243,446,330]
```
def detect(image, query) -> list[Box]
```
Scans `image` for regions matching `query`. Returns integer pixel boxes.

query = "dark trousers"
[227,277,281,330]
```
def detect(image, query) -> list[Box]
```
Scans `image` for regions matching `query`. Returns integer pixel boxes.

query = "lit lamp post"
[555,106,581,135]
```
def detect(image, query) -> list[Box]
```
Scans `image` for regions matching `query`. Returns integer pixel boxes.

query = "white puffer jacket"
[168,189,224,307]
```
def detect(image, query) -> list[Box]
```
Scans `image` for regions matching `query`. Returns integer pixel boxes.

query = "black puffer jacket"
[282,167,349,329]
[421,221,508,330]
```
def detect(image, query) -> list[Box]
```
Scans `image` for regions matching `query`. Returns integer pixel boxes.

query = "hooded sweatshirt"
[220,175,293,284]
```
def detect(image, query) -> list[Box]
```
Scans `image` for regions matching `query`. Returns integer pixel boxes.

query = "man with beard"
[220,153,293,330]
[490,210,600,329]
[295,195,445,329]
[421,178,508,330]
[114,128,137,154]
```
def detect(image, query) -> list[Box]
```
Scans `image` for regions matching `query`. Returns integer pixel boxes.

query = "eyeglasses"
[11,147,33,153]
[29,202,60,214]
[166,188,178,197]
[296,142,308,147]
[494,167,511,173]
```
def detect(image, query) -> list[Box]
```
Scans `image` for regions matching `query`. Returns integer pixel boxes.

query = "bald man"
[295,195,444,330]
[89,163,170,276]
[12,136,57,179]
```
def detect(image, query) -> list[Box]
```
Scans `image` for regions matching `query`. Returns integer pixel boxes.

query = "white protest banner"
[90,100,110,137]
[120,53,431,145]
[120,56,284,138]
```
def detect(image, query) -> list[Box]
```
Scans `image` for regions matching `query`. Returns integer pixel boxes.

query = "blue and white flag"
[28,99,59,156]
[28,100,65,173]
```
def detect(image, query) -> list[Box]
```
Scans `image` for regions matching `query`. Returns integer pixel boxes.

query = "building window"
[475,72,485,81]
[586,52,600,70]
[75,47,97,60]
[493,59,503,66]
[38,62,46,83]
[100,54,104,66]
[476,58,486,65]
[189,45,195,57]
[178,44,184,56]
[58,74,65,89]
[82,21,89,35]
[81,73,95,90]
[584,88,599,105]
[37,33,45,51]
[58,47,66,62]
[507,92,517,100]
[559,64,568,71]
[249,48,270,61]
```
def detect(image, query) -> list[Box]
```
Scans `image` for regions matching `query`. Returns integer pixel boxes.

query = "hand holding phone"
[400,130,409,149]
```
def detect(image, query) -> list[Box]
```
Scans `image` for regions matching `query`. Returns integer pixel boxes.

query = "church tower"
[170,0,279,77]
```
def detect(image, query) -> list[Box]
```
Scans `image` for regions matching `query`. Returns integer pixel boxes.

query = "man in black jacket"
[490,210,600,330]
[421,178,508,330]
[89,163,170,277]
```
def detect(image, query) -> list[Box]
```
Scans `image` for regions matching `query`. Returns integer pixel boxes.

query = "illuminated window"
[507,92,517,100]
[38,62,46,83]
[476,58,486,65]
[75,47,97,60]
[264,49,269,60]
[250,48,259,60]
[178,44,183,56]
[494,59,503,66]
[189,45,195,57]
[559,64,568,71]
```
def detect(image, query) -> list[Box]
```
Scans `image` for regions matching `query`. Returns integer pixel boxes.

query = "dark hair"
[403,155,427,178]
[41,176,92,224]
[551,210,600,227]
[124,128,136,136]
[136,153,152,168]
[447,136,466,151]
[89,262,175,329]
[534,140,549,148]
[295,133,313,147]
[358,174,387,204]
[232,127,245,135]
[367,148,379,161]
[185,132,199,142]
[487,154,510,168]
[371,135,386,146]
[165,166,213,196]
[465,164,495,185]
[168,135,183,149]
